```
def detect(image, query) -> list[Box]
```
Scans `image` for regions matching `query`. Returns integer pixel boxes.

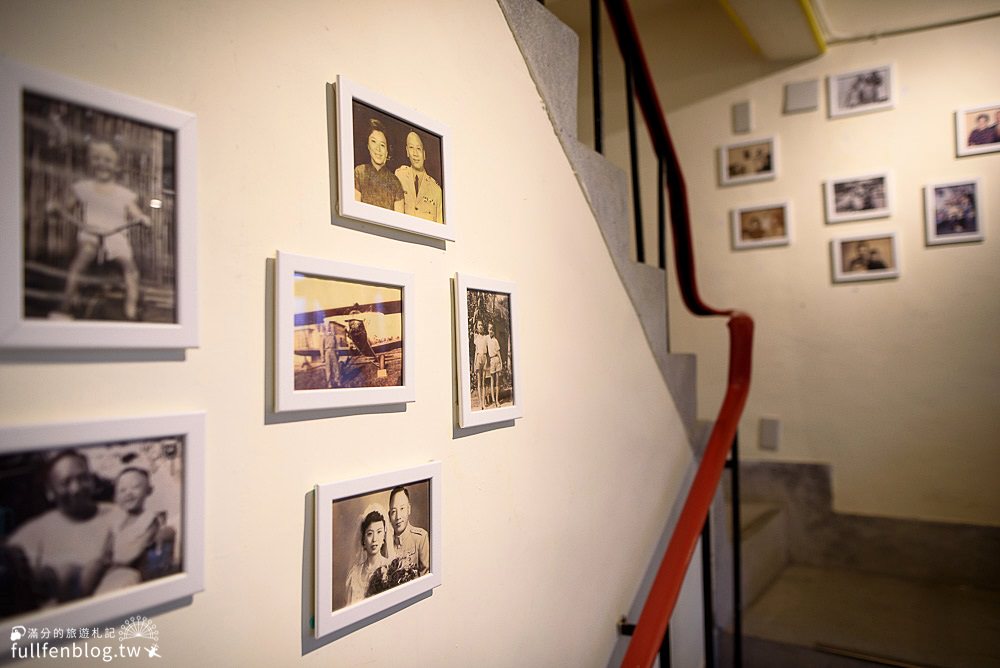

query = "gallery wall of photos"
[720,62,992,283]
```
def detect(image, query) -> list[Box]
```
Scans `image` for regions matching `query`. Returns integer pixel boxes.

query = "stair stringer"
[497,0,698,439]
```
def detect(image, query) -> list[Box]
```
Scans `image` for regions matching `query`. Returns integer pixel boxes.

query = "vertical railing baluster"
[730,434,743,667]
[590,0,603,154]
[625,59,645,264]
[701,520,715,667]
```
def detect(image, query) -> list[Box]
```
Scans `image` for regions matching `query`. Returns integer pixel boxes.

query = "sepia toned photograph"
[824,172,891,223]
[719,136,777,186]
[454,273,524,428]
[925,179,983,246]
[831,233,899,283]
[314,462,441,639]
[274,252,414,412]
[828,64,895,118]
[0,414,204,637]
[0,56,198,349]
[955,103,1000,157]
[731,202,791,249]
[335,76,454,241]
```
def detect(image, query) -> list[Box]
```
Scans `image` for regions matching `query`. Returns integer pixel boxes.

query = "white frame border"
[731,201,792,250]
[274,251,415,412]
[0,412,205,651]
[335,75,455,241]
[718,135,778,186]
[824,171,893,224]
[924,178,984,246]
[314,461,442,639]
[955,102,1000,157]
[827,63,896,119]
[830,231,900,283]
[0,56,198,349]
[454,273,524,428]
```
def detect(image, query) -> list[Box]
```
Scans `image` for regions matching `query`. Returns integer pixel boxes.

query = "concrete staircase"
[496,0,698,440]
[713,462,1000,668]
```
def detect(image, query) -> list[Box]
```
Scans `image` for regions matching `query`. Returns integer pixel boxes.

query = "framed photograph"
[828,64,895,118]
[731,202,791,249]
[0,56,198,349]
[0,413,204,649]
[274,251,414,412]
[924,179,983,245]
[955,103,1000,157]
[335,75,454,242]
[453,273,524,428]
[831,232,899,283]
[719,136,777,186]
[824,172,892,223]
[314,461,442,638]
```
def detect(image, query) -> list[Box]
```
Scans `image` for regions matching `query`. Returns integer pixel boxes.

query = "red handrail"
[601,2,756,666]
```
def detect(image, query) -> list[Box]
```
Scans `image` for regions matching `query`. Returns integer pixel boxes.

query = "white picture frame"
[0,56,198,349]
[831,232,900,283]
[827,64,896,119]
[314,461,442,639]
[453,273,524,428]
[731,201,791,250]
[274,251,415,412]
[824,171,892,224]
[955,102,1000,157]
[0,413,205,653]
[335,75,455,241]
[924,178,983,246]
[719,135,778,186]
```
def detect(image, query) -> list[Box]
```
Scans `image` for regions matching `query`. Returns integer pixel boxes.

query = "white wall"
[0,1,695,665]
[666,17,1000,526]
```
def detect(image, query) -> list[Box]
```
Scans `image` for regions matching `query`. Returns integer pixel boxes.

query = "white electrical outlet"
[759,416,782,451]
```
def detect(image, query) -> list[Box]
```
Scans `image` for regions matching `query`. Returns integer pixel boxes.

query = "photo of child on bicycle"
[22,90,178,323]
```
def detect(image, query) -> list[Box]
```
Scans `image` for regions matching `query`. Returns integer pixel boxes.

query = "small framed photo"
[831,232,899,283]
[274,251,414,413]
[335,75,454,242]
[314,461,442,639]
[824,172,892,223]
[719,136,777,186]
[0,413,204,645]
[731,202,791,249]
[453,273,524,428]
[924,179,983,245]
[955,103,1000,157]
[828,64,895,118]
[0,56,198,349]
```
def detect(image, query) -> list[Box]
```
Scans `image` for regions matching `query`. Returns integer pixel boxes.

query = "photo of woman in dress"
[344,504,392,606]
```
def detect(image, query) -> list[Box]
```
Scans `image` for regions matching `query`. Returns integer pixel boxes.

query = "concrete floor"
[742,565,1000,668]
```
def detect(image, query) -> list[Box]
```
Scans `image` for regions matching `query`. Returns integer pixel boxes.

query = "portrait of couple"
[351,99,444,225]
[331,480,431,612]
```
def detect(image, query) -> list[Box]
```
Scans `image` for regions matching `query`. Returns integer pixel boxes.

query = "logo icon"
[9,626,26,647]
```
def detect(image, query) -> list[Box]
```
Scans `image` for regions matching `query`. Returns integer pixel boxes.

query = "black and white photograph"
[454,273,524,428]
[828,64,895,118]
[0,56,198,349]
[0,414,204,637]
[955,103,1000,157]
[831,233,899,283]
[731,202,790,249]
[925,179,983,245]
[274,252,415,412]
[336,76,454,241]
[824,172,892,223]
[719,136,777,186]
[314,462,441,639]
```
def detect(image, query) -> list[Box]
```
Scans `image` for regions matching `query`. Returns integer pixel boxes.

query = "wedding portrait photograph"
[1,57,198,349]
[335,76,454,241]
[314,462,442,639]
[831,233,899,283]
